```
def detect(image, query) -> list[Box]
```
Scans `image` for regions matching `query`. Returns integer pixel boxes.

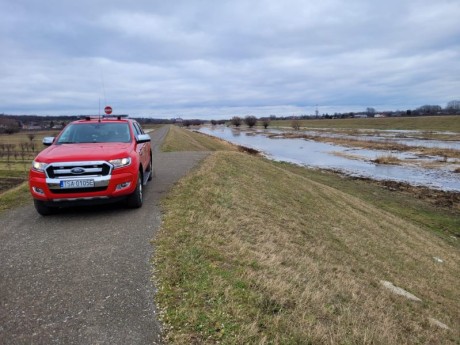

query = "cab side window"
[134,122,145,134]
[132,122,144,136]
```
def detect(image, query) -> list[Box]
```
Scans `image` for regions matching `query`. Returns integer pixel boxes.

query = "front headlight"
[32,161,47,172]
[109,157,131,168]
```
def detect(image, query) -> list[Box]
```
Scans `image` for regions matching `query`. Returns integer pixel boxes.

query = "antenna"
[100,68,107,106]
[100,67,107,123]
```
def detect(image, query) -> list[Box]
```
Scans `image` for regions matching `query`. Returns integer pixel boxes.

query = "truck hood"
[36,143,133,163]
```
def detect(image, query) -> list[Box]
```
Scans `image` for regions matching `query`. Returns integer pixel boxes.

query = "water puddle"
[198,127,460,192]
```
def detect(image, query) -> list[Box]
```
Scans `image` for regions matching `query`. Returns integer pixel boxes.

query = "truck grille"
[45,161,112,178]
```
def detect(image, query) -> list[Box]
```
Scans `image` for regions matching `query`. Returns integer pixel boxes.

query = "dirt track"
[0,126,209,344]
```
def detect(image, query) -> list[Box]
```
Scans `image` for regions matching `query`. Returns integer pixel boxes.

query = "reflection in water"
[198,127,460,192]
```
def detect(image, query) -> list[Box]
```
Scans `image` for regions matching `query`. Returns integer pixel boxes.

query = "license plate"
[60,179,94,189]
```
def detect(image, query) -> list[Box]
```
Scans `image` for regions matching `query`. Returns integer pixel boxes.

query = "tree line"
[1,99,459,134]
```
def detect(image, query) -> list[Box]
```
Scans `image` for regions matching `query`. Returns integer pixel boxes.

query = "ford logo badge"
[71,167,85,174]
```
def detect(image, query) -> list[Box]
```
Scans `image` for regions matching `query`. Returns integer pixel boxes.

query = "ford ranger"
[29,116,153,215]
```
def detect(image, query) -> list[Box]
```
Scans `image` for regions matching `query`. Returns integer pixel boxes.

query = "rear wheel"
[126,174,143,208]
[34,199,54,216]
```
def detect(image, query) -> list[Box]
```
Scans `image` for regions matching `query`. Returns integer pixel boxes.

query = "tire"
[34,199,54,216]
[126,173,143,208]
[147,158,153,181]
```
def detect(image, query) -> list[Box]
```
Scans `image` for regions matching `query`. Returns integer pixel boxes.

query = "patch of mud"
[0,178,25,194]
[237,145,260,155]
[347,176,460,210]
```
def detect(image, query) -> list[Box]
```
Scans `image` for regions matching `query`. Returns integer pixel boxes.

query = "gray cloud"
[0,0,459,118]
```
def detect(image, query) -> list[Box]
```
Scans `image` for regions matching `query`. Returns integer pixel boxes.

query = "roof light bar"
[78,115,129,121]
[102,114,129,120]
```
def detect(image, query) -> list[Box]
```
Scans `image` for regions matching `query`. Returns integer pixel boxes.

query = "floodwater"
[198,126,460,192]
[292,129,460,150]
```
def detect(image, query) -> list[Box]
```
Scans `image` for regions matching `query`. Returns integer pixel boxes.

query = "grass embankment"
[269,115,460,132]
[162,125,237,152]
[153,132,459,344]
[274,163,459,240]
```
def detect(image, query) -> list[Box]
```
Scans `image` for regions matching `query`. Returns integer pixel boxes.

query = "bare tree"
[231,116,242,127]
[20,142,28,162]
[418,105,442,113]
[244,116,257,128]
[261,118,270,129]
[366,107,376,117]
[5,144,15,165]
[291,119,301,130]
[446,100,460,111]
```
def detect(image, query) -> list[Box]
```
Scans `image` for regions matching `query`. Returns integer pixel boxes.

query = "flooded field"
[262,129,460,158]
[290,129,460,150]
[198,126,460,192]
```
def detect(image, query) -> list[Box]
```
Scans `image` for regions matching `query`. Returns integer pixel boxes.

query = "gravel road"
[0,126,209,344]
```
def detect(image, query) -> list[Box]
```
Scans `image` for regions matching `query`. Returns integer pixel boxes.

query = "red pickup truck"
[29,116,153,215]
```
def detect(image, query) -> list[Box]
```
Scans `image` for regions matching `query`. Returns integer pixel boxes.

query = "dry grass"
[331,151,370,162]
[162,125,238,152]
[0,182,30,212]
[417,147,460,159]
[153,151,460,344]
[269,116,460,132]
[274,162,460,236]
[373,154,402,165]
[0,130,56,145]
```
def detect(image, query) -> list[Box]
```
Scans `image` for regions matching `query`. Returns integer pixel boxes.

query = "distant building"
[22,123,43,130]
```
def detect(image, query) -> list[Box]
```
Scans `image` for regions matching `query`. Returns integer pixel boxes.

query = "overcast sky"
[1,0,459,119]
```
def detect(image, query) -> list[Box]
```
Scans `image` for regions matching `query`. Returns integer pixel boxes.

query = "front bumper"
[29,171,137,205]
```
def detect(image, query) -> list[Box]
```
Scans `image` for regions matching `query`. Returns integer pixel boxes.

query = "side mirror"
[136,134,151,144]
[42,137,55,146]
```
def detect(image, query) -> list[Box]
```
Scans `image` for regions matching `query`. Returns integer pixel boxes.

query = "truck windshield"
[56,123,131,144]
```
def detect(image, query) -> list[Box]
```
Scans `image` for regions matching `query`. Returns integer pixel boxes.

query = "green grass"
[153,151,460,344]
[268,115,460,132]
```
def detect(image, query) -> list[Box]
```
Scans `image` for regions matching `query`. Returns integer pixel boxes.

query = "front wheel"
[126,174,143,208]
[147,158,153,181]
[34,199,55,216]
